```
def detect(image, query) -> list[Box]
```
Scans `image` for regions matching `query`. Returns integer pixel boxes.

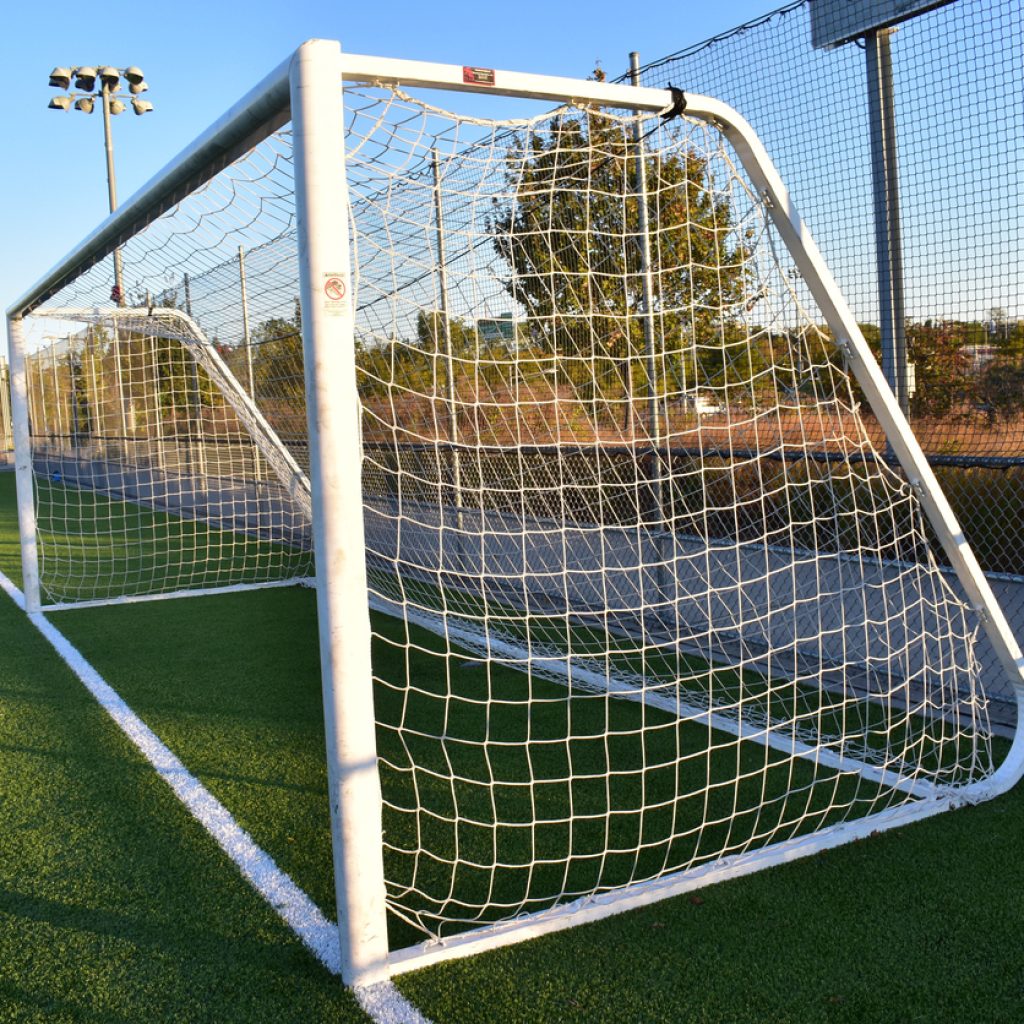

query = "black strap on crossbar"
[660,85,687,121]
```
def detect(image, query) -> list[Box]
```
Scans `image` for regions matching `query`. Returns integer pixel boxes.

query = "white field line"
[0,569,432,1024]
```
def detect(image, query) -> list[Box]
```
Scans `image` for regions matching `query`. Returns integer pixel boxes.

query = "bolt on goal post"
[8,38,1024,987]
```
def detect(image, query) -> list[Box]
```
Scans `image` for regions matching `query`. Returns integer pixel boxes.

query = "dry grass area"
[360,388,1024,464]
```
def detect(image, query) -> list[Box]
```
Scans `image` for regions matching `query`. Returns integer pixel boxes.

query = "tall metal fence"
[628,0,1024,643]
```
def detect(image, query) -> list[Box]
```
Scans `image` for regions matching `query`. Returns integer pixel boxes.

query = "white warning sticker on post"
[322,271,350,316]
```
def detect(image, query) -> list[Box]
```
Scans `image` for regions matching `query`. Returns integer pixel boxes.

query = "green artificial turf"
[0,477,366,1022]
[2,469,1023,1022]
[400,790,1024,1024]
[24,469,910,953]
[32,475,311,604]
[49,583,897,954]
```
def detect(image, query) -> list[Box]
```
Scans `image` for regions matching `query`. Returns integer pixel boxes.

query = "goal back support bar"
[8,39,1024,987]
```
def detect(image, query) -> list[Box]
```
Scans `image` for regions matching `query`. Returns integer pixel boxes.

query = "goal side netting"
[9,48,1023,978]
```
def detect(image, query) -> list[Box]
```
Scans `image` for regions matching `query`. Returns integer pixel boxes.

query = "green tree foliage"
[906,321,973,420]
[356,311,541,405]
[415,310,476,356]
[355,312,469,402]
[250,313,305,407]
[977,362,1024,424]
[488,109,752,398]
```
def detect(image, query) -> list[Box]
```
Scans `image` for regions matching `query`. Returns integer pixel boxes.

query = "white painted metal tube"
[6,316,41,612]
[290,40,391,989]
[339,52,676,111]
[387,790,955,975]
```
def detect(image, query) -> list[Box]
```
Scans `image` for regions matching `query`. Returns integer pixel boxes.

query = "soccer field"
[18,468,968,955]
[24,474,896,948]
[1,468,1023,1022]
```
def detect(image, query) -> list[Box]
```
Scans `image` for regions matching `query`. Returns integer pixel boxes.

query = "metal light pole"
[810,1,962,419]
[47,64,154,305]
[100,76,125,301]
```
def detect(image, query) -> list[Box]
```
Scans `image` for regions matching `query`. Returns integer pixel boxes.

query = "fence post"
[238,244,263,482]
[183,274,207,479]
[430,150,463,534]
[865,27,909,419]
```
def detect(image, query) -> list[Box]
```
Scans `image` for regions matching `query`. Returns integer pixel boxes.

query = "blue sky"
[0,0,776,357]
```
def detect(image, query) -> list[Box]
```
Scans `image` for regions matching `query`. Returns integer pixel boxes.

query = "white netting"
[25,84,993,946]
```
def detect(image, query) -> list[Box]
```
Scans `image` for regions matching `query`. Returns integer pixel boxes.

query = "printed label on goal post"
[322,271,350,316]
[463,66,495,86]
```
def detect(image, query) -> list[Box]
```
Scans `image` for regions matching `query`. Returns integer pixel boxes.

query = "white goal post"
[8,39,1024,989]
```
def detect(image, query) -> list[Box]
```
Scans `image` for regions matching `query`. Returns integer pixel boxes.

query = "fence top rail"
[7,44,696,321]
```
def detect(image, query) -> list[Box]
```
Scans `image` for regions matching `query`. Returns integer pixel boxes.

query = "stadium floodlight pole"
[99,76,126,304]
[865,27,909,419]
[46,64,153,306]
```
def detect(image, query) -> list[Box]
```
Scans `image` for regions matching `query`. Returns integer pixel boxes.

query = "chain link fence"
[626,0,1023,714]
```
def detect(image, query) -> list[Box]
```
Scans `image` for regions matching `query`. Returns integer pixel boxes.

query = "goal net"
[9,45,1022,980]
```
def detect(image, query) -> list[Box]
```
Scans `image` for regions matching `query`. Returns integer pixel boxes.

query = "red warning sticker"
[324,276,347,301]
[463,66,496,86]
[322,272,349,316]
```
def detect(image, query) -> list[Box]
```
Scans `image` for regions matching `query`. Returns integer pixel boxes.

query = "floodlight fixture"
[74,66,97,91]
[99,66,120,92]
[44,59,153,308]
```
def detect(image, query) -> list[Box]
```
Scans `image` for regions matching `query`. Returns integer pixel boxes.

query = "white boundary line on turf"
[0,568,432,1024]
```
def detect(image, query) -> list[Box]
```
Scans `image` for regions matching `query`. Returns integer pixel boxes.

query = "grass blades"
[25,464,897,952]
[2,470,1023,1022]
[0,496,366,1021]
[32,474,310,603]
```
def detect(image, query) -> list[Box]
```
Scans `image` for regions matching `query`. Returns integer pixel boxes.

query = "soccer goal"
[8,39,1024,988]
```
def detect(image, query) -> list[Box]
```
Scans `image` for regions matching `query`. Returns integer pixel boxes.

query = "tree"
[906,321,973,420]
[250,311,304,406]
[977,361,1024,425]
[488,108,752,407]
